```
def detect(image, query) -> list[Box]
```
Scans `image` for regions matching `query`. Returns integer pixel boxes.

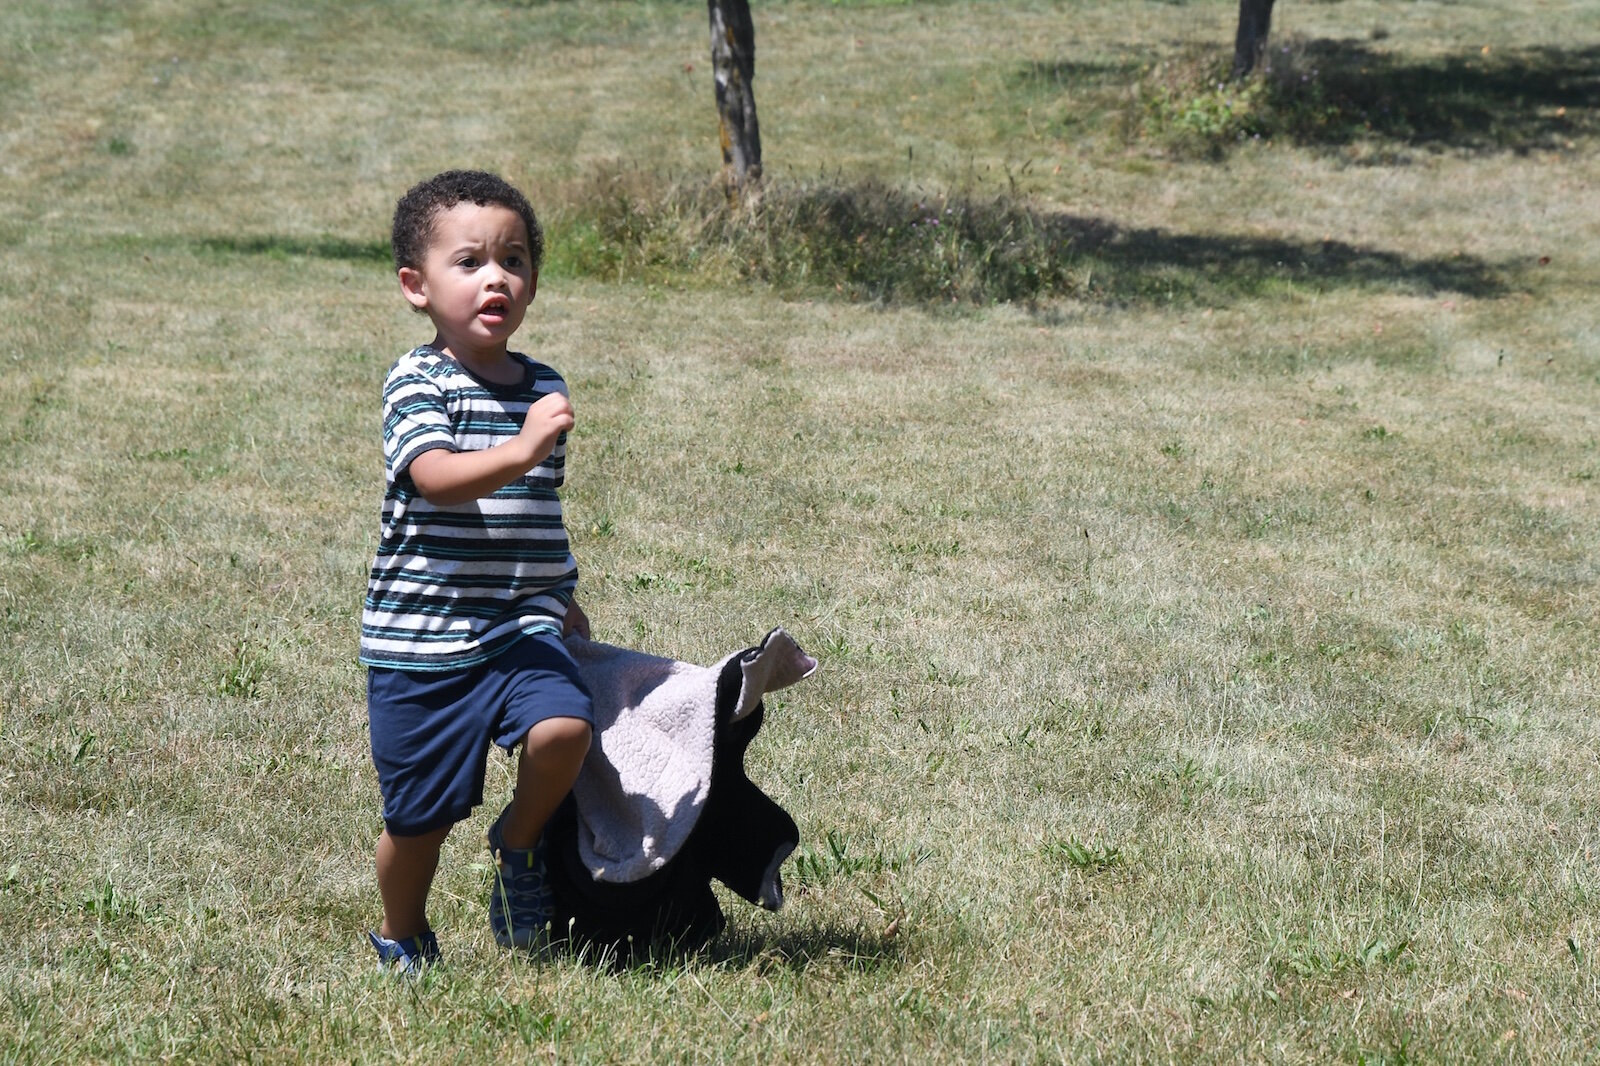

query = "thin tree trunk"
[707,0,762,203]
[1231,0,1277,78]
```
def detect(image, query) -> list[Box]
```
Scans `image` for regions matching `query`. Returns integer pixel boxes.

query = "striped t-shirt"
[360,345,577,671]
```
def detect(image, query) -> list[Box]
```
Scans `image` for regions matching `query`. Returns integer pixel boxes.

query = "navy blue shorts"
[367,631,594,837]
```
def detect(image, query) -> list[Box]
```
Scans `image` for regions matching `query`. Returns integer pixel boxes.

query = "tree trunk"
[707,0,762,203]
[1231,0,1277,78]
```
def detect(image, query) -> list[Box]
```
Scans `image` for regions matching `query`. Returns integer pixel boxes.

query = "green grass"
[4,0,1600,1061]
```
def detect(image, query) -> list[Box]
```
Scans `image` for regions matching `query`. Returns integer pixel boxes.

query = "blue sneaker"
[367,928,440,975]
[486,807,554,948]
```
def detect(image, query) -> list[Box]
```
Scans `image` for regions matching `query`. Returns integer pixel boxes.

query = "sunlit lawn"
[2,1,1598,1061]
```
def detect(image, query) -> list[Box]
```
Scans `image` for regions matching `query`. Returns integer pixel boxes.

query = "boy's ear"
[398,266,429,311]
[529,270,539,302]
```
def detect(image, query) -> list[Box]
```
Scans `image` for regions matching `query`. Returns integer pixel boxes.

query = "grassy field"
[3,0,1599,1061]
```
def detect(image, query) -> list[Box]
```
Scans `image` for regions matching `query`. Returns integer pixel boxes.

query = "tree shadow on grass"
[1061,38,1600,157]
[1018,56,1147,90]
[193,234,391,263]
[741,182,1509,306]
[1063,213,1507,304]
[1264,39,1600,153]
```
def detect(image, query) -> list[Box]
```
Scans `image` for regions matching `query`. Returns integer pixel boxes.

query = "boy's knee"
[526,716,591,765]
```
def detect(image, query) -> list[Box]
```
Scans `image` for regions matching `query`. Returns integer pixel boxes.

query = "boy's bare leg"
[376,824,451,941]
[495,717,591,849]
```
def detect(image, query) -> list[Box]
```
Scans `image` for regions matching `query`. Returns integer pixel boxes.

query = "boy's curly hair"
[391,170,544,273]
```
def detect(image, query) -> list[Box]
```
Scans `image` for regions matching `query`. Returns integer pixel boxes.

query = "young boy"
[360,170,594,971]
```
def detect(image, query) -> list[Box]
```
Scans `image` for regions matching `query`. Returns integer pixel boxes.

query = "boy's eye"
[457,256,478,269]
[504,256,523,268]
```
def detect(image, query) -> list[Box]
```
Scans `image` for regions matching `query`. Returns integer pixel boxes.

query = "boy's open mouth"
[478,299,509,319]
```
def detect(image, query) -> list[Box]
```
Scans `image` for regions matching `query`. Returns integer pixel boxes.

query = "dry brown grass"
[3,1,1599,1062]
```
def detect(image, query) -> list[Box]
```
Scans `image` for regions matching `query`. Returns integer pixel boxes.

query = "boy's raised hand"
[522,391,575,452]
[407,391,575,508]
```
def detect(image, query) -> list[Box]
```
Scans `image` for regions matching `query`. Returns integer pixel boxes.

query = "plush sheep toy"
[541,628,818,955]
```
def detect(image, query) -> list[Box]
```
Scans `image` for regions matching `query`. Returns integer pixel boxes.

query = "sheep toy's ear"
[728,628,818,723]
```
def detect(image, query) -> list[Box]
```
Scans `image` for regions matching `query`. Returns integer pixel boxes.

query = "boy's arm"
[563,599,591,640]
[409,392,574,507]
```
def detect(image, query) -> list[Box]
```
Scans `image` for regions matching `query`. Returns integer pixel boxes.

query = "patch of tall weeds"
[548,166,1083,307]
[1132,40,1345,156]
[1132,53,1268,155]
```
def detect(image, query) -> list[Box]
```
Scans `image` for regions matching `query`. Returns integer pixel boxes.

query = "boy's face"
[398,202,536,365]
